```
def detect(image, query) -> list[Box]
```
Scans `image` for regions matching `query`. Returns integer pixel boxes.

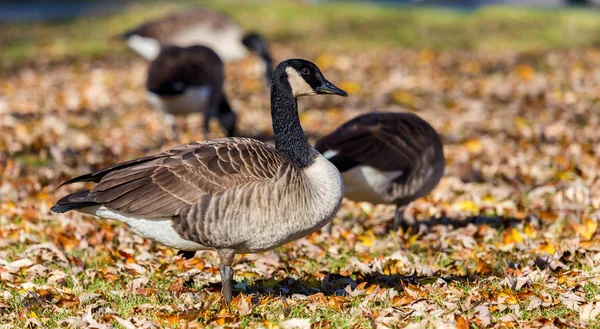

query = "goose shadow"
[358,214,528,237]
[197,269,500,300]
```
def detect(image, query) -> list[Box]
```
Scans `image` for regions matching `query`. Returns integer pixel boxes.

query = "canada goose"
[146,45,236,138]
[51,59,348,303]
[121,7,274,84]
[315,112,445,231]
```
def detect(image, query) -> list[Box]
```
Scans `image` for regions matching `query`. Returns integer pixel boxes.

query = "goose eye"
[301,68,310,75]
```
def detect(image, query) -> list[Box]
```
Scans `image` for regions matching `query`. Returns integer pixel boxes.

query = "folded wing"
[56,138,288,217]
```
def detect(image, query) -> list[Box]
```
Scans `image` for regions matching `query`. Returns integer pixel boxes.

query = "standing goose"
[315,112,445,231]
[51,59,347,303]
[146,45,236,138]
[121,7,274,84]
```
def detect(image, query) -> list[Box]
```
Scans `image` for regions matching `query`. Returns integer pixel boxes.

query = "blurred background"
[2,0,600,63]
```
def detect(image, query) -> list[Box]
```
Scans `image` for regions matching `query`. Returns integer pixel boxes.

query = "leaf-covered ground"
[2,9,600,329]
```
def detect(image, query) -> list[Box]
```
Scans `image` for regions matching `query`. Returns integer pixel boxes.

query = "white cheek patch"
[285,67,315,97]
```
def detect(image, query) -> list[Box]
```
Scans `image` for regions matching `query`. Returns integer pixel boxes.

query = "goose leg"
[217,112,237,137]
[322,221,333,234]
[393,205,407,231]
[218,249,235,304]
[165,114,178,141]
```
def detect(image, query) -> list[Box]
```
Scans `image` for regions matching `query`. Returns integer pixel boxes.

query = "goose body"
[146,45,236,137]
[56,139,343,253]
[52,59,348,303]
[315,112,445,230]
[122,7,274,83]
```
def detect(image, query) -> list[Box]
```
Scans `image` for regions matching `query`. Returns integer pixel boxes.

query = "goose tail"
[51,190,98,213]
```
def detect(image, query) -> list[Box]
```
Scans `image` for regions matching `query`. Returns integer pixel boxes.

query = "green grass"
[2,0,600,67]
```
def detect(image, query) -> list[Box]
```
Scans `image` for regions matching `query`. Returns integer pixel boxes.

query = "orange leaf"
[571,217,598,241]
[476,258,493,275]
[455,315,469,329]
[392,296,415,306]
[168,278,185,293]
[356,282,368,291]
[57,232,78,252]
[517,65,535,81]
[262,320,279,329]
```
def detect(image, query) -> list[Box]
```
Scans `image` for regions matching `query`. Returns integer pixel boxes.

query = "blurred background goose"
[146,44,236,138]
[51,58,348,303]
[315,112,445,231]
[121,7,274,84]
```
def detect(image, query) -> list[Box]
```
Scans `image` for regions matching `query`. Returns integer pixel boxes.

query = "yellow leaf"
[340,81,361,94]
[511,228,524,243]
[503,228,523,245]
[514,116,529,130]
[457,200,479,213]
[315,53,333,70]
[29,311,38,319]
[555,171,571,180]
[358,230,375,247]
[524,224,537,239]
[483,195,496,202]
[537,243,555,254]
[406,233,419,246]
[391,90,415,107]
[463,139,482,153]
[498,292,518,304]
[553,90,563,101]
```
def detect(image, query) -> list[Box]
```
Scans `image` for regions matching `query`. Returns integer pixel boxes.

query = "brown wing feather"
[61,138,288,217]
[123,8,236,41]
[315,112,443,173]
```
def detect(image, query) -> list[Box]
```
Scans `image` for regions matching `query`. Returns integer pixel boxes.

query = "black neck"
[218,95,232,115]
[261,53,274,85]
[270,82,315,168]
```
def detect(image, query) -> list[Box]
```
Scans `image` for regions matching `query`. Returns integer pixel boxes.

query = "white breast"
[82,206,208,251]
[147,85,212,116]
[126,35,161,61]
[342,166,403,205]
[303,154,345,224]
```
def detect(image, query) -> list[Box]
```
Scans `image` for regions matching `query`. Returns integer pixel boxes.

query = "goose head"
[242,32,269,55]
[274,59,348,98]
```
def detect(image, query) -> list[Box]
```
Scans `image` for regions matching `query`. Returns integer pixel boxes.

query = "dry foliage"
[1,45,600,328]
